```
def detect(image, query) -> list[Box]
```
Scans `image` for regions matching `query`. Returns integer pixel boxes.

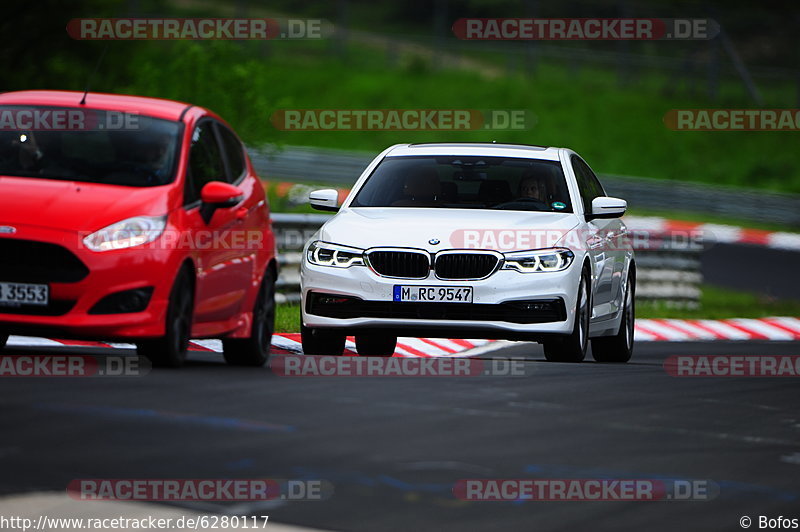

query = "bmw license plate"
[0,282,49,306]
[393,285,473,303]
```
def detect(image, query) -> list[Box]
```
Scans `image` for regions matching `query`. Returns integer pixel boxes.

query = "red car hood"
[0,176,175,233]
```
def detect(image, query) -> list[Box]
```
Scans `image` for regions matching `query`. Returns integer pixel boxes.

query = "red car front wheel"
[137,268,194,368]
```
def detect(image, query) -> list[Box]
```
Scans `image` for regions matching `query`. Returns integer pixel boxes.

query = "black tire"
[592,271,635,363]
[543,270,590,363]
[355,334,397,357]
[137,268,194,368]
[223,268,276,367]
[301,320,346,356]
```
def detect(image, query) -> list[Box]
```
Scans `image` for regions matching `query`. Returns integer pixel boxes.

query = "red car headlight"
[83,215,167,252]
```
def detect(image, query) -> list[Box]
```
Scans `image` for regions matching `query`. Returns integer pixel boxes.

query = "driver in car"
[6,130,48,172]
[107,132,172,185]
[131,135,171,183]
[517,173,549,202]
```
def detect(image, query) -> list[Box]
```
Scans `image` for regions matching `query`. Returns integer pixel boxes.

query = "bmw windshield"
[350,156,574,213]
[0,106,181,187]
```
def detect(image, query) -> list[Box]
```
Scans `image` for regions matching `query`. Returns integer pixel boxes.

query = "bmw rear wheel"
[591,271,635,363]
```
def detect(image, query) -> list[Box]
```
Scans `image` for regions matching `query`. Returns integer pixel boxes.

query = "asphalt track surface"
[1,339,798,532]
[703,243,800,300]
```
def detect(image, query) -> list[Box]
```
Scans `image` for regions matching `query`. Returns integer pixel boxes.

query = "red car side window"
[185,123,225,204]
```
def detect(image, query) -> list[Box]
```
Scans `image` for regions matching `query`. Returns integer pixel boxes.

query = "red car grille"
[0,239,89,283]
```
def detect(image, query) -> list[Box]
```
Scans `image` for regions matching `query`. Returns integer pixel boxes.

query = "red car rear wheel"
[222,268,276,367]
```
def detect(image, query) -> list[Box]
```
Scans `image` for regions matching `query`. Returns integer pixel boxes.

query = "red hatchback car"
[0,91,277,367]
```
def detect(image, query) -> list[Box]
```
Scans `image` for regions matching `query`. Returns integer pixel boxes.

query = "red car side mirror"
[200,181,244,207]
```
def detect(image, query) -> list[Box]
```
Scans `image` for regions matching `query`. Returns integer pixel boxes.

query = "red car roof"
[0,90,193,122]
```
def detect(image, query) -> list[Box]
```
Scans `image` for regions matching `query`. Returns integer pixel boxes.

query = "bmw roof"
[386,142,562,161]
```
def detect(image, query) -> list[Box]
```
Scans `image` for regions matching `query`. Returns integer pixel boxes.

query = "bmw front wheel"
[355,334,397,357]
[301,320,346,356]
[543,269,590,363]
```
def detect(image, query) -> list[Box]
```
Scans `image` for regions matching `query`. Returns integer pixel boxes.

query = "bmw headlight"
[307,241,365,268]
[83,215,167,252]
[502,248,574,273]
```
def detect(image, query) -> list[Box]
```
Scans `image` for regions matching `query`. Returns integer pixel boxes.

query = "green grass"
[275,285,800,335]
[17,2,800,196]
[275,303,301,333]
[104,37,800,195]
[638,284,800,319]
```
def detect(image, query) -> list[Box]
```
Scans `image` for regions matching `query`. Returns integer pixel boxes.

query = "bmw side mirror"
[587,196,627,221]
[309,189,340,212]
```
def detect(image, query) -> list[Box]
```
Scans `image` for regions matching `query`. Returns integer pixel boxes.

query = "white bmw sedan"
[300,143,635,363]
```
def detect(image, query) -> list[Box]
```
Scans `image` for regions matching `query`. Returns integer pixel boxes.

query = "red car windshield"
[0,106,181,187]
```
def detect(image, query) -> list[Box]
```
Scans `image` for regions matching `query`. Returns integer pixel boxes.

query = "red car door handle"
[235,207,248,220]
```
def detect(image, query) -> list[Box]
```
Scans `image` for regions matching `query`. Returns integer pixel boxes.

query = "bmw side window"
[217,125,246,184]
[185,122,225,205]
[580,159,606,198]
[571,156,593,214]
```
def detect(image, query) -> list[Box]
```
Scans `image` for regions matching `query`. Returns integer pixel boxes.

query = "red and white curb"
[4,317,800,357]
[624,216,800,251]
[270,335,497,357]
[4,335,495,358]
[634,317,800,342]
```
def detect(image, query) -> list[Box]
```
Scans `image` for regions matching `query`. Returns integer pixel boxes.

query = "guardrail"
[272,213,331,304]
[634,238,703,307]
[248,145,800,228]
[271,213,702,308]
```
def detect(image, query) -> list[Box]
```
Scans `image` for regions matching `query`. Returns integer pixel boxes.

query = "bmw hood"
[320,208,582,252]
